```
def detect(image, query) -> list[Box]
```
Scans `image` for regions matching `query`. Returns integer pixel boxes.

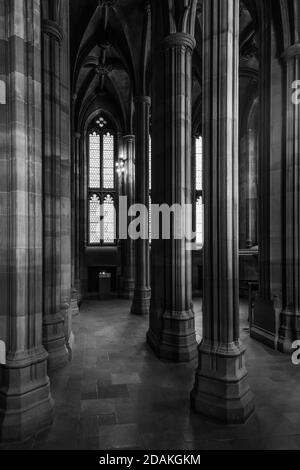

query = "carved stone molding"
[42,19,63,42]
[164,32,196,52]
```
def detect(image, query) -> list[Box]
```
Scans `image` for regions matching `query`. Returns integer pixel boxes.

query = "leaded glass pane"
[103,133,115,189]
[89,194,101,244]
[196,196,204,245]
[102,194,115,244]
[89,132,100,188]
[196,136,203,191]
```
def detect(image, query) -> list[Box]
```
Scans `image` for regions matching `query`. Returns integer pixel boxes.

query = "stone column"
[60,0,73,360]
[0,0,53,442]
[42,11,69,370]
[131,98,151,315]
[191,0,255,423]
[278,44,300,352]
[251,9,281,349]
[246,128,258,248]
[71,132,81,316]
[122,135,136,299]
[147,32,197,362]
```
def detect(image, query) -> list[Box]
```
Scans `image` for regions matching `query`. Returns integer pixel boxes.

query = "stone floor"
[5,298,300,450]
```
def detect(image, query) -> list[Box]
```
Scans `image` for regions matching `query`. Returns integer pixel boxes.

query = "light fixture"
[116,159,126,178]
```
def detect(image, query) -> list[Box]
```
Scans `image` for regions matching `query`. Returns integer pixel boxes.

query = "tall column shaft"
[74,133,81,291]
[0,0,53,442]
[278,45,300,352]
[246,128,258,248]
[42,14,69,370]
[191,0,254,423]
[59,0,73,358]
[250,10,280,348]
[147,32,197,362]
[122,135,135,299]
[131,98,151,315]
[71,132,81,315]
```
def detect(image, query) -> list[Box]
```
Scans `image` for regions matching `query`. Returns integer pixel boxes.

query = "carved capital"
[42,19,63,42]
[164,32,196,52]
[124,135,135,143]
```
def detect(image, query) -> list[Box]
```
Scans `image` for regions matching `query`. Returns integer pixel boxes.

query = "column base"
[190,340,255,424]
[147,309,197,362]
[71,288,80,316]
[62,302,74,362]
[131,288,151,315]
[121,279,135,300]
[0,348,54,443]
[277,309,300,354]
[74,280,82,307]
[43,314,69,371]
[46,343,69,371]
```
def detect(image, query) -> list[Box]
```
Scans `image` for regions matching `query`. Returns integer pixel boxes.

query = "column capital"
[164,32,196,52]
[74,132,81,140]
[42,19,63,43]
[281,42,300,61]
[124,134,135,142]
[134,96,151,106]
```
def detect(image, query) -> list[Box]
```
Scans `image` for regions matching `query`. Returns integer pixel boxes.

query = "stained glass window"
[89,132,101,188]
[88,121,116,245]
[102,195,115,244]
[89,194,101,244]
[103,133,115,189]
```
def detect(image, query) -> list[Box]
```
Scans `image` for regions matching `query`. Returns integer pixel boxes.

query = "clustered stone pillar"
[278,44,300,352]
[71,132,81,315]
[191,0,255,423]
[74,132,82,306]
[0,0,53,441]
[148,31,197,362]
[42,1,71,370]
[42,12,68,370]
[60,3,73,358]
[122,135,136,299]
[251,10,280,348]
[131,97,151,315]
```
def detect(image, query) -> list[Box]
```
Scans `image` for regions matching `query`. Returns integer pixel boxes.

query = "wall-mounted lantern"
[116,159,126,178]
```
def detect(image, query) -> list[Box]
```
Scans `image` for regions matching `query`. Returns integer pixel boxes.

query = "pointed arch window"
[88,122,117,245]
